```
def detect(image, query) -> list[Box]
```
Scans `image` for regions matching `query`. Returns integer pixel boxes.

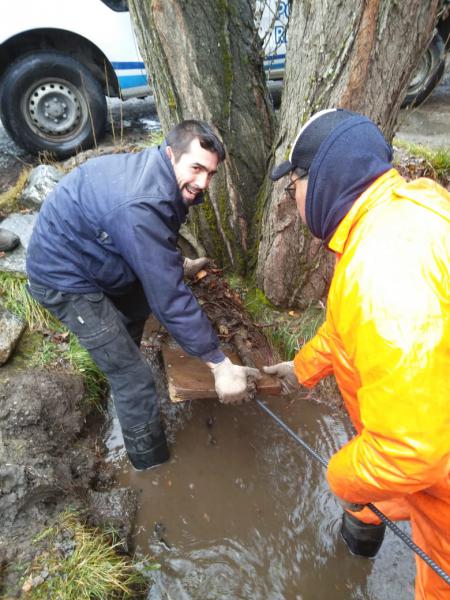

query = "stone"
[0,307,26,365]
[0,212,37,274]
[87,488,137,552]
[20,164,63,208]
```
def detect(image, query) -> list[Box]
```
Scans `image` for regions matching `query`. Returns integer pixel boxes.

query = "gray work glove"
[183,256,210,279]
[208,357,261,404]
[262,361,300,394]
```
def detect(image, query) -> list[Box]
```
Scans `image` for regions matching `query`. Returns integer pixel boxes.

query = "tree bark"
[129,0,275,272]
[256,0,440,307]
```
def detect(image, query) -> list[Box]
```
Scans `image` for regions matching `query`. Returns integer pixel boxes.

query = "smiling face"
[166,138,219,204]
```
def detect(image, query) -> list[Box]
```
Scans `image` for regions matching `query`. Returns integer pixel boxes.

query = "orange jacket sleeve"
[293,321,334,388]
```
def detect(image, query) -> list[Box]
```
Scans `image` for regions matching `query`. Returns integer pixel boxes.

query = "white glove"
[183,256,209,279]
[262,361,300,394]
[209,357,261,404]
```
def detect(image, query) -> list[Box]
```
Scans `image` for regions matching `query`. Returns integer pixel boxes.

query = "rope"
[255,398,450,587]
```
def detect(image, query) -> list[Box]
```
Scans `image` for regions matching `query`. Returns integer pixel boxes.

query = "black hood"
[305,115,393,241]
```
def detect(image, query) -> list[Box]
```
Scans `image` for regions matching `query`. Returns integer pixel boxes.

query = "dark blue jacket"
[26,143,222,362]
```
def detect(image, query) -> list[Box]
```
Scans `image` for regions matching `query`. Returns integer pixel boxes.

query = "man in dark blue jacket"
[26,120,260,471]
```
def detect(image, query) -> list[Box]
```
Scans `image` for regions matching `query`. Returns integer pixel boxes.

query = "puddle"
[106,368,415,599]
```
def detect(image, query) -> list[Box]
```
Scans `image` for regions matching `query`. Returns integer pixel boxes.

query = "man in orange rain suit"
[264,109,450,599]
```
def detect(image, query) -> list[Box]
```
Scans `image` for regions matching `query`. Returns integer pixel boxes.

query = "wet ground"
[396,61,450,147]
[104,352,416,600]
[0,96,161,194]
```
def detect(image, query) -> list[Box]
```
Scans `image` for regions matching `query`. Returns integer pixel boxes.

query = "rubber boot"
[122,419,170,471]
[341,511,386,558]
[0,228,20,252]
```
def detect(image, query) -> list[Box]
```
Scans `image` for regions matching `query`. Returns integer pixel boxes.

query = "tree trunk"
[129,0,275,272]
[256,0,440,307]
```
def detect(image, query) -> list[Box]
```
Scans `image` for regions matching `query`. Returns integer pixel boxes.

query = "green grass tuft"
[22,511,151,600]
[0,272,58,330]
[0,168,31,215]
[0,272,107,407]
[393,139,450,182]
[67,335,108,408]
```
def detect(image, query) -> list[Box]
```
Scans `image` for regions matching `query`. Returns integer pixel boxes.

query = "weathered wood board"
[162,340,281,402]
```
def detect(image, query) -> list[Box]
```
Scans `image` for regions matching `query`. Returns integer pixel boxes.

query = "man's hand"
[262,361,300,394]
[208,357,261,404]
[183,256,210,279]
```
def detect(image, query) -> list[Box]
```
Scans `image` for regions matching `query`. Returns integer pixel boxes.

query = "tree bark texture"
[256,0,440,307]
[129,0,275,272]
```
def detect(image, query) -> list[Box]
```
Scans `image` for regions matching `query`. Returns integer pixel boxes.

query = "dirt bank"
[0,365,138,597]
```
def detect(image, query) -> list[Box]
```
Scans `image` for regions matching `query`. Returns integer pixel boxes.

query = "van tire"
[0,51,107,158]
[402,33,446,108]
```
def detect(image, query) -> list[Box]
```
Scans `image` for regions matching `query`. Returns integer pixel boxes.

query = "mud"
[0,367,136,596]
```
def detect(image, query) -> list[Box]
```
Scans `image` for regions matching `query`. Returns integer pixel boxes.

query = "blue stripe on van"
[265,53,286,60]
[111,61,146,69]
[117,74,148,89]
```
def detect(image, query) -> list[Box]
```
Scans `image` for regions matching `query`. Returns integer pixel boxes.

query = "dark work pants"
[27,281,159,430]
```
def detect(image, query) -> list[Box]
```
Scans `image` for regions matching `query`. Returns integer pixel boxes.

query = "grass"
[226,274,325,360]
[67,335,108,407]
[0,272,58,330]
[393,139,450,184]
[139,129,164,148]
[0,167,31,214]
[0,272,107,407]
[21,511,152,600]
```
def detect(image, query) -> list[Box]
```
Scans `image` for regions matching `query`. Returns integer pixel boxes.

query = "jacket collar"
[328,169,404,254]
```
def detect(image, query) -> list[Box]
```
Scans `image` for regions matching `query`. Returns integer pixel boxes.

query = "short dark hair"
[166,120,225,162]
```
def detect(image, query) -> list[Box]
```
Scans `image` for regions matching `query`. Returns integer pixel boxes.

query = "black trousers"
[27,281,159,430]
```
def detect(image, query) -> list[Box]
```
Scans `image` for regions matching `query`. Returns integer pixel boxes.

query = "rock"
[0,307,26,365]
[20,164,63,208]
[87,488,138,552]
[0,212,37,274]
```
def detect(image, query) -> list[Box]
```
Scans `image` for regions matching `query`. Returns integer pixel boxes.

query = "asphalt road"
[396,59,450,147]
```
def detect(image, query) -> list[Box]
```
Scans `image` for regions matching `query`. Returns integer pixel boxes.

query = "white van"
[0,0,289,158]
[0,0,150,157]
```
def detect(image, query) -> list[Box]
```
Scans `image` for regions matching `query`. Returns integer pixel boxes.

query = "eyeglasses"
[284,179,298,201]
[284,170,308,201]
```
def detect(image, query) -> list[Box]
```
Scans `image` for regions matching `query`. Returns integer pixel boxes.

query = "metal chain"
[255,398,450,587]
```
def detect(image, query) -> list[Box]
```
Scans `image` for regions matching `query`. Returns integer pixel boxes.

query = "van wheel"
[0,51,107,158]
[402,33,446,108]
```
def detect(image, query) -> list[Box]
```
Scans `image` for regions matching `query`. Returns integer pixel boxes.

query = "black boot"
[341,511,386,558]
[0,228,20,252]
[122,419,170,471]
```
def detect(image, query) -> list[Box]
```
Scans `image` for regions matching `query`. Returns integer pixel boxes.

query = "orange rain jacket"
[294,169,450,599]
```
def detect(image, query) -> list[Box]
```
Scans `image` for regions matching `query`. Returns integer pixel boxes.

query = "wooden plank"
[162,340,282,402]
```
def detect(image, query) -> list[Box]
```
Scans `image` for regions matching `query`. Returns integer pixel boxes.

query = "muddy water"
[106,369,415,599]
